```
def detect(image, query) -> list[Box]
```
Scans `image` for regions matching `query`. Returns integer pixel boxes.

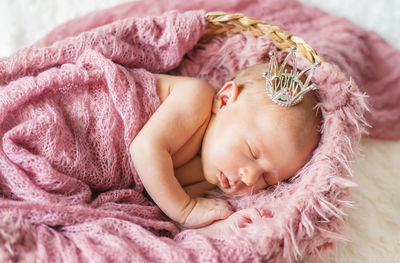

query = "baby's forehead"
[255,99,317,146]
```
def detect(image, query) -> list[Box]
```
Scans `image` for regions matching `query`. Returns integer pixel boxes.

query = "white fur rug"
[1,0,399,262]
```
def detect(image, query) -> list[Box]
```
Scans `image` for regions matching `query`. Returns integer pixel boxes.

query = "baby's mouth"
[219,172,231,189]
[219,172,240,189]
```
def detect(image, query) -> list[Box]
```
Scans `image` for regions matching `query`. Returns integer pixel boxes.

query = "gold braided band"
[201,11,325,64]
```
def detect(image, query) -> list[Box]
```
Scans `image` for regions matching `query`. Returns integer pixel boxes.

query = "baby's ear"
[212,81,239,113]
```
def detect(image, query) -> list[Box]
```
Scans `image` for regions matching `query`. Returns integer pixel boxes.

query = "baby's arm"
[130,75,232,228]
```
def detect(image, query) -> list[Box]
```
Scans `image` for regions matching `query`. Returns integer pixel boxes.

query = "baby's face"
[201,80,319,195]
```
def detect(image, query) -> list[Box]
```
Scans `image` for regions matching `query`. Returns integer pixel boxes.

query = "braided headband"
[202,12,323,106]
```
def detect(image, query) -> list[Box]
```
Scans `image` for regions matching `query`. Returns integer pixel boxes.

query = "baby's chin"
[217,184,253,196]
[217,185,234,195]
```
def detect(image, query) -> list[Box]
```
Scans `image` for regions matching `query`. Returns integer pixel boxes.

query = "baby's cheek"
[250,178,269,192]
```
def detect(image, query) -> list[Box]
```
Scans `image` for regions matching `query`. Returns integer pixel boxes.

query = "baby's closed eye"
[246,140,257,160]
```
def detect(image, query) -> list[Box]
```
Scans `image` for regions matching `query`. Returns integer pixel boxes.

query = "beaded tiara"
[262,46,321,107]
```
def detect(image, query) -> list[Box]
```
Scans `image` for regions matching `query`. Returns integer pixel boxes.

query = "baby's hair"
[233,64,267,95]
[234,64,266,84]
[232,64,282,110]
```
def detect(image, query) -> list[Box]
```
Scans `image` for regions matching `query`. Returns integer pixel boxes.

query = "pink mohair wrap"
[1,0,399,262]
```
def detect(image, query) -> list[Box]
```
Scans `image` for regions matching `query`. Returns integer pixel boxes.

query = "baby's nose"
[238,167,259,186]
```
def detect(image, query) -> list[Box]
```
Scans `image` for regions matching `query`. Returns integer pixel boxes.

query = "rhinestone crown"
[262,46,320,107]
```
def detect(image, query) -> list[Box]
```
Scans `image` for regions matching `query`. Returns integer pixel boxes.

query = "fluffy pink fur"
[1,0,399,262]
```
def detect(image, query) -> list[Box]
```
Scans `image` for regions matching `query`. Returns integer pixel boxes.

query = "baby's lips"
[219,172,231,188]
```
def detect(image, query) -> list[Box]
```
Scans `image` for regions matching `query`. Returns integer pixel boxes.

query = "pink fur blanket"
[1,0,399,262]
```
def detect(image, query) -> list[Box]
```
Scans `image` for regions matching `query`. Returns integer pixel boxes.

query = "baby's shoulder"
[154,74,215,104]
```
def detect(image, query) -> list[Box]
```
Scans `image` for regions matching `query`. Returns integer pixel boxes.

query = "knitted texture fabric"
[0,10,214,262]
[1,0,399,262]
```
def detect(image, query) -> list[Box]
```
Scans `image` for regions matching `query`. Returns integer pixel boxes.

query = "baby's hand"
[195,208,272,237]
[227,207,272,229]
[180,197,233,228]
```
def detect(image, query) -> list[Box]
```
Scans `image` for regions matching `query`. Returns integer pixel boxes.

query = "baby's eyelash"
[247,143,256,159]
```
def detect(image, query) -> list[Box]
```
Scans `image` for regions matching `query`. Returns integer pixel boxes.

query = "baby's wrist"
[175,197,197,226]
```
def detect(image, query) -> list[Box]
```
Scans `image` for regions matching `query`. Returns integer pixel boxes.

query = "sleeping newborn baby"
[130,50,321,235]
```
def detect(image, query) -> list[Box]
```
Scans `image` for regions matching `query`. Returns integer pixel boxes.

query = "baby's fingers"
[239,208,272,223]
[214,198,232,209]
[212,202,233,220]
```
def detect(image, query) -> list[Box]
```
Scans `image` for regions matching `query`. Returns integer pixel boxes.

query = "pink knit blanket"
[1,0,400,262]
